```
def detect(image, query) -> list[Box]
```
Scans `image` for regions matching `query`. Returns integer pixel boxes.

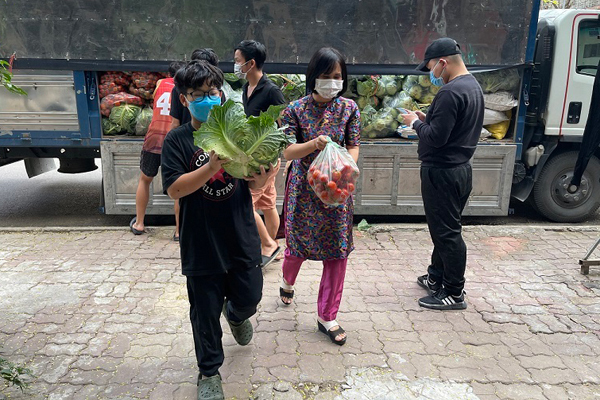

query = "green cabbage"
[109,104,141,134]
[474,69,520,94]
[102,117,122,135]
[135,107,153,136]
[194,100,296,178]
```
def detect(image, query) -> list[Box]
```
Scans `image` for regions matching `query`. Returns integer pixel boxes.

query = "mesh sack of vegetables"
[109,104,142,135]
[135,107,153,136]
[403,75,440,104]
[474,69,520,94]
[382,91,420,113]
[360,105,377,128]
[100,92,144,117]
[100,71,131,87]
[356,95,379,110]
[131,72,161,90]
[307,137,360,207]
[363,108,398,139]
[194,100,296,178]
[378,75,400,97]
[99,82,125,98]
[102,117,123,135]
[129,85,154,101]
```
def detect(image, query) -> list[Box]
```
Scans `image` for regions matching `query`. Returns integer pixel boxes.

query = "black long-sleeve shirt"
[413,74,484,167]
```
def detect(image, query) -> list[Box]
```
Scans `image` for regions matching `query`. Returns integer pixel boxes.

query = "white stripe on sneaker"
[442,297,456,306]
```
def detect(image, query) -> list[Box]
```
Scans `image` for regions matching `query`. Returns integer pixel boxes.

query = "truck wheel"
[533,151,600,223]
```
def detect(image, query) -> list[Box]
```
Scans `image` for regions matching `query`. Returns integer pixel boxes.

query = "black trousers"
[186,264,263,377]
[421,164,472,295]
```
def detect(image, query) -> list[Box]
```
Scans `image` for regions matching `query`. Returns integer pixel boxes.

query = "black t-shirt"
[170,86,191,125]
[170,86,228,125]
[161,123,262,275]
[413,74,484,167]
[242,75,286,117]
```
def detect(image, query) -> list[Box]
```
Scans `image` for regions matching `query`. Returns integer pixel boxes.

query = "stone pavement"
[1,225,600,400]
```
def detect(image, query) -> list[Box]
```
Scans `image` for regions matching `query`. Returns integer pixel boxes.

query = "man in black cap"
[401,37,484,310]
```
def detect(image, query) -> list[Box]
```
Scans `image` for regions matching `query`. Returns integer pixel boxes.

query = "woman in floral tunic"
[280,47,360,345]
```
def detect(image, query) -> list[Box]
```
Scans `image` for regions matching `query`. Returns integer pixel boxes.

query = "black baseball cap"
[416,38,462,72]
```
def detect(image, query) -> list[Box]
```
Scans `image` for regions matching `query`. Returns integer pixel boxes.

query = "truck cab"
[519,9,600,222]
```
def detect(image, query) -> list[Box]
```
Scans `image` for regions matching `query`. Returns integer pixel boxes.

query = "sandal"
[317,320,347,346]
[129,217,144,235]
[222,299,253,346]
[197,373,224,400]
[279,278,294,306]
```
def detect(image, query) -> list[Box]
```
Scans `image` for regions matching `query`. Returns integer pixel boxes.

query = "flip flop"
[260,246,281,268]
[129,217,144,235]
[173,233,179,242]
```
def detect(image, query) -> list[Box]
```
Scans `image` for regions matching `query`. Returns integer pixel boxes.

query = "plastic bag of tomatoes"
[307,138,360,207]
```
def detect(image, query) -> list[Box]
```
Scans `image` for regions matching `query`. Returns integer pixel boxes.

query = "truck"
[1,0,599,222]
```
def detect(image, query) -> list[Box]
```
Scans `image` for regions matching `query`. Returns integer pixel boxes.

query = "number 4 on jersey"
[156,92,171,116]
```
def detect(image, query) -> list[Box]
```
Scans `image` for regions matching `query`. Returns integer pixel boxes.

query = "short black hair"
[191,48,219,66]
[306,47,348,98]
[168,61,186,77]
[174,60,224,95]
[234,40,267,69]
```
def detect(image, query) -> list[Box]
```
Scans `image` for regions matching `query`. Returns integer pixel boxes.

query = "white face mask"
[315,79,344,99]
[234,60,252,80]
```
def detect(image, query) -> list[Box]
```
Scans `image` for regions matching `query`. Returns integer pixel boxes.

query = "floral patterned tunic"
[281,95,361,260]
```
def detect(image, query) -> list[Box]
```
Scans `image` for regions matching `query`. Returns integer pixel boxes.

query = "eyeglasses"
[185,88,221,102]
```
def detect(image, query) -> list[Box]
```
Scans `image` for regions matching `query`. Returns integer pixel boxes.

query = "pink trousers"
[281,248,348,321]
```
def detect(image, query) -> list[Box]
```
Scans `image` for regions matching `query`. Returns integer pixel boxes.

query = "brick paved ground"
[1,225,599,399]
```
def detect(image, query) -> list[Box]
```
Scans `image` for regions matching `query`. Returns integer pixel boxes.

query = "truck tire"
[533,151,600,223]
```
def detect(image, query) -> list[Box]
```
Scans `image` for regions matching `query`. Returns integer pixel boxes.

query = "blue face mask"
[188,95,221,122]
[429,61,446,87]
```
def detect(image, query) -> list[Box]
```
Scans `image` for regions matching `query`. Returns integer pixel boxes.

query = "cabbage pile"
[194,100,296,178]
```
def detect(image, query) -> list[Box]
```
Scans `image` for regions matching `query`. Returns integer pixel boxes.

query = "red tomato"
[309,166,315,173]
[319,174,329,183]
[335,188,342,196]
[347,183,355,192]
[331,170,342,182]
[341,165,353,175]
[320,192,330,201]
[316,183,325,192]
[327,181,337,191]
[341,189,350,197]
[308,178,315,186]
[312,170,321,180]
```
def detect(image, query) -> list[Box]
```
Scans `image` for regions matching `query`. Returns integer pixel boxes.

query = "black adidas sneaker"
[417,274,441,293]
[418,288,467,310]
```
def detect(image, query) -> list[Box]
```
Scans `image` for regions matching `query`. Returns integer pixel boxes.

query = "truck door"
[560,14,600,138]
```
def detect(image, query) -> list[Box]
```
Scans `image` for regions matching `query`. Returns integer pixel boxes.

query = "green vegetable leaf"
[194,100,295,178]
[357,219,371,232]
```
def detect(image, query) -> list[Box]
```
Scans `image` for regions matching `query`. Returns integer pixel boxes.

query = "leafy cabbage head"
[194,100,296,178]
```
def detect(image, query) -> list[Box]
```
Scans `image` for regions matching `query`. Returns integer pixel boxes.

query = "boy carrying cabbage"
[160,60,278,400]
